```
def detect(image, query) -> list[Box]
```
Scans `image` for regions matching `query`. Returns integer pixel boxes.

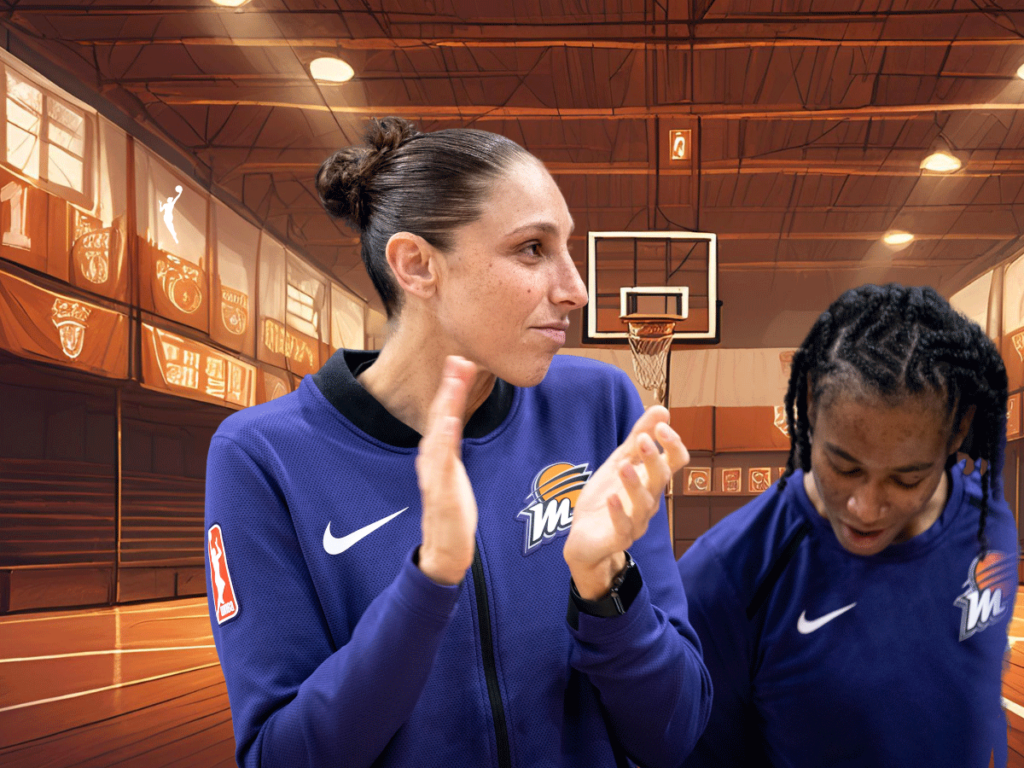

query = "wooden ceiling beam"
[63,35,1024,51]
[140,94,1024,121]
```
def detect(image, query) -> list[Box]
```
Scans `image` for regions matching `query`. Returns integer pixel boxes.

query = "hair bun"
[315,117,419,230]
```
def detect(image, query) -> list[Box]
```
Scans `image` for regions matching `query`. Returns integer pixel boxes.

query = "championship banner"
[1008,392,1021,441]
[210,201,258,357]
[0,167,51,275]
[331,284,364,352]
[261,317,320,379]
[0,269,128,377]
[1004,325,1024,393]
[257,363,293,405]
[134,144,209,333]
[67,205,128,302]
[140,323,256,409]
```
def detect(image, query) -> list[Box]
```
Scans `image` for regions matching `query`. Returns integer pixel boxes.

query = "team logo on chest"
[517,462,591,555]
[955,551,1014,641]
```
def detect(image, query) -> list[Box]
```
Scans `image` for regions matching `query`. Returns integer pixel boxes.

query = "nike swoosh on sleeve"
[796,602,857,634]
[323,508,408,555]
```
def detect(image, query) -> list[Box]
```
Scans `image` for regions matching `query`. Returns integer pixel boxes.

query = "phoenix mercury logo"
[517,462,591,555]
[955,551,1014,641]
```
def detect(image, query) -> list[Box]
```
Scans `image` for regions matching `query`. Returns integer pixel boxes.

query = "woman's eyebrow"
[825,443,932,473]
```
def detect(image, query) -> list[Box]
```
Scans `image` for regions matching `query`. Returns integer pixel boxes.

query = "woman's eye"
[521,243,542,258]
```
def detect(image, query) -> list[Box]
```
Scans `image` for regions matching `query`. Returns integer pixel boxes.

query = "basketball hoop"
[623,313,683,406]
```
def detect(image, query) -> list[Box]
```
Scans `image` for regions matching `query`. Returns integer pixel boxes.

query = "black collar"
[312,349,515,448]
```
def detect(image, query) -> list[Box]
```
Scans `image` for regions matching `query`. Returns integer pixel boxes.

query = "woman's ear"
[950,404,976,454]
[386,231,439,299]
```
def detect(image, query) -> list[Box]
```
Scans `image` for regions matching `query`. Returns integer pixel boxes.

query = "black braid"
[777,284,1008,555]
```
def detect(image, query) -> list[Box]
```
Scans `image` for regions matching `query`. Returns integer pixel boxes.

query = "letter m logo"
[518,498,573,555]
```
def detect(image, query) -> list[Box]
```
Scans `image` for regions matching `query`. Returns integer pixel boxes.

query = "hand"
[416,356,479,586]
[563,406,689,600]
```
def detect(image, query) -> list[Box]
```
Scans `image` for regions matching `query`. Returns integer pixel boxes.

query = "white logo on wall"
[158,185,184,244]
[51,298,91,360]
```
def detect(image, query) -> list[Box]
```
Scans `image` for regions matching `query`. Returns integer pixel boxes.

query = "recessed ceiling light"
[1017,63,1024,80]
[211,0,251,6]
[882,231,914,246]
[920,151,961,173]
[310,57,355,83]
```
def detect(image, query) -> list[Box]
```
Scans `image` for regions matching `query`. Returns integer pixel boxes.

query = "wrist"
[416,546,467,586]
[567,551,642,629]
[568,551,627,601]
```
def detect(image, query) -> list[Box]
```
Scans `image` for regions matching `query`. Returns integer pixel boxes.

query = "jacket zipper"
[471,547,513,768]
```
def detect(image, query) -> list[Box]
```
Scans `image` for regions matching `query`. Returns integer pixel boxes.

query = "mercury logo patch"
[517,462,591,555]
[955,551,1014,641]
[208,524,239,624]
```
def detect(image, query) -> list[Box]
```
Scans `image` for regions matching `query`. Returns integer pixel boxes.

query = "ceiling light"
[1017,63,1024,80]
[920,151,961,173]
[211,0,251,6]
[882,231,914,247]
[310,57,355,83]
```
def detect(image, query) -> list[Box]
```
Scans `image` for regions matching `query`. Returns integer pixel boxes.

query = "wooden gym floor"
[2,590,1024,767]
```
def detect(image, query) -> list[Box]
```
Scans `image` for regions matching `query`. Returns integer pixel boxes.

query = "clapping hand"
[416,356,479,586]
[563,406,689,600]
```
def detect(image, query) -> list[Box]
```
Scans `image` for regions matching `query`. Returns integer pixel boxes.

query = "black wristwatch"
[566,551,642,630]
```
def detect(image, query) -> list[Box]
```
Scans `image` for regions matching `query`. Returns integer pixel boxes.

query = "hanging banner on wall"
[140,323,256,409]
[0,268,127,377]
[257,363,293,405]
[134,144,209,333]
[1008,392,1021,441]
[0,167,50,275]
[1005,325,1024,393]
[210,200,257,357]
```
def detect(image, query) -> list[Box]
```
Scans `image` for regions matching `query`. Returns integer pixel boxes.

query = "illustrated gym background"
[0,1,1023,766]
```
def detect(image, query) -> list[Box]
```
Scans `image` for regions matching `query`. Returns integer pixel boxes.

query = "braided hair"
[778,283,1008,554]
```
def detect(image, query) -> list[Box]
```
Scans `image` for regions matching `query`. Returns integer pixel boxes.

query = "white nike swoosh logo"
[323,508,407,555]
[797,602,857,634]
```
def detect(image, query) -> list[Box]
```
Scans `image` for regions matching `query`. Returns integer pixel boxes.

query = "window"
[2,67,92,207]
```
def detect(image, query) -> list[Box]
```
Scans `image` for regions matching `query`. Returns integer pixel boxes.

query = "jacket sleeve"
[677,538,770,768]
[565,378,713,768]
[205,435,461,768]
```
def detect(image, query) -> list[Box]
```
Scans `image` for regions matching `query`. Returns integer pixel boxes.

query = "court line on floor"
[0,644,217,663]
[0,662,221,713]
[0,602,208,625]
[1004,697,1024,721]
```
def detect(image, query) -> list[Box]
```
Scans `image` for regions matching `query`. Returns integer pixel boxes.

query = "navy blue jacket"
[205,351,712,767]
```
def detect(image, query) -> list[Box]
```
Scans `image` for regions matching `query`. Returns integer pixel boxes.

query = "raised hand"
[415,356,480,586]
[563,406,689,600]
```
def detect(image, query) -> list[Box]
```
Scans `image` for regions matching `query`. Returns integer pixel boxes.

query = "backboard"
[584,231,718,344]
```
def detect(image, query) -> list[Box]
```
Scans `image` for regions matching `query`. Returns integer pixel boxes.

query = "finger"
[617,459,657,533]
[606,492,634,540]
[622,405,671,461]
[653,421,690,473]
[637,432,672,493]
[424,356,475,441]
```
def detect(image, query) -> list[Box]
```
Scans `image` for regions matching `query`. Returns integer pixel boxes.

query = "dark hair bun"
[315,117,419,229]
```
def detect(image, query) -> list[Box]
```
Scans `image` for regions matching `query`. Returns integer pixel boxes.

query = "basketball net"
[624,314,680,543]
[625,316,678,407]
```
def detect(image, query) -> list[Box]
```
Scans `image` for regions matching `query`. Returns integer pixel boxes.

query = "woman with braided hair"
[204,116,712,768]
[678,283,1016,767]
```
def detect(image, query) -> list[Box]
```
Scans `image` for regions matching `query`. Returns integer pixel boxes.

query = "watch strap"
[566,551,642,630]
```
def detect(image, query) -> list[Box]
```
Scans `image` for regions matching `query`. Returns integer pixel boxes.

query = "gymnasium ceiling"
[5,0,1024,347]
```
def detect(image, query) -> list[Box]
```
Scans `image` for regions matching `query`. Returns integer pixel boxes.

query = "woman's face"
[434,157,587,386]
[806,387,968,556]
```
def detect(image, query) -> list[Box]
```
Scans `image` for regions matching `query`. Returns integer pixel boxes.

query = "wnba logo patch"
[517,462,591,555]
[208,524,239,624]
[955,551,1014,641]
